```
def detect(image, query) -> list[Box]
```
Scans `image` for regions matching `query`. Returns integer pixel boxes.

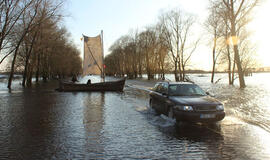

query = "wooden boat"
[57,78,125,92]
[56,31,125,92]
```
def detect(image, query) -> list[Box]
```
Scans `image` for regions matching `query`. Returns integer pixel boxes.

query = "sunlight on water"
[254,126,270,155]
[134,105,148,112]
[221,116,246,125]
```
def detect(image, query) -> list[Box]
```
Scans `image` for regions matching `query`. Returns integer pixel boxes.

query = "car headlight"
[175,105,193,111]
[216,104,224,111]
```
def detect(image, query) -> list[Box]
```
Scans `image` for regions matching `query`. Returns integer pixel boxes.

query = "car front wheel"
[168,107,174,119]
[149,99,153,109]
[150,99,161,115]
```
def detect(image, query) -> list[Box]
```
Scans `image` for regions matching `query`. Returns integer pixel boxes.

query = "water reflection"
[83,92,105,159]
[0,85,60,159]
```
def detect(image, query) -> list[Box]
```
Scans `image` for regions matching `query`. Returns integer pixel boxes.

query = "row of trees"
[0,0,82,89]
[105,28,170,80]
[105,9,199,81]
[105,0,260,88]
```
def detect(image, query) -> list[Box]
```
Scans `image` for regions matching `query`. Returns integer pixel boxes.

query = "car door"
[150,83,162,111]
[151,82,167,114]
[155,84,164,113]
[158,83,170,114]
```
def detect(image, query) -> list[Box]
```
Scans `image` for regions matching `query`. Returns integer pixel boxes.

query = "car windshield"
[168,84,207,96]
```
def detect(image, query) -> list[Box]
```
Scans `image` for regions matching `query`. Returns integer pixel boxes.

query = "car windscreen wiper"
[191,94,205,96]
[170,94,189,96]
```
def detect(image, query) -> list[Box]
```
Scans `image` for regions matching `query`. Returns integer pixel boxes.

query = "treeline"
[105,28,170,80]
[105,0,260,88]
[105,9,199,81]
[0,0,82,89]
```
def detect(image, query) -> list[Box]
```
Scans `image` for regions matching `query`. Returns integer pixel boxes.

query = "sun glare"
[226,36,239,46]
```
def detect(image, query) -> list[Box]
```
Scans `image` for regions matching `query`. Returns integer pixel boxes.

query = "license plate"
[200,114,215,119]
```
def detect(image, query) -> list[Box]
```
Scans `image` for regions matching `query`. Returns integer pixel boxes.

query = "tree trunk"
[26,64,33,87]
[8,32,28,89]
[211,35,217,83]
[7,48,19,89]
[227,45,232,85]
[211,61,216,83]
[174,60,179,81]
[145,51,151,80]
[179,57,184,81]
[180,51,184,81]
[36,52,40,82]
[161,62,165,80]
[181,62,185,81]
[233,45,245,88]
[23,33,37,86]
[22,58,29,87]
[229,3,246,88]
[231,19,246,88]
[22,46,30,87]
[232,59,236,85]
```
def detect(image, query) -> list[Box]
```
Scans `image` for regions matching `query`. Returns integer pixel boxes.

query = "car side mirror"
[162,92,168,97]
[206,92,214,97]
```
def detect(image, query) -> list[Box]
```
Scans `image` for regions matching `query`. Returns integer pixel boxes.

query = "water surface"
[0,73,270,159]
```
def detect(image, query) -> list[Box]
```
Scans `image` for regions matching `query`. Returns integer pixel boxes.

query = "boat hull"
[57,78,125,92]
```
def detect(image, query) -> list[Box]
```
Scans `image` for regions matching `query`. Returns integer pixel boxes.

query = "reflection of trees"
[83,92,105,156]
[0,86,61,159]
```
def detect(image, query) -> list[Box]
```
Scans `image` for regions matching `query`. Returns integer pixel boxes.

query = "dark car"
[149,82,225,123]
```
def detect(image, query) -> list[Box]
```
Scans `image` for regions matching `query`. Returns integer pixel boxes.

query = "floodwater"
[0,73,270,159]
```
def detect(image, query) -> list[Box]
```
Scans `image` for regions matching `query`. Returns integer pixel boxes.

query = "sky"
[64,0,270,70]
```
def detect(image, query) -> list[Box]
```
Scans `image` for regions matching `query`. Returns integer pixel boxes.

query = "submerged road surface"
[1,74,270,159]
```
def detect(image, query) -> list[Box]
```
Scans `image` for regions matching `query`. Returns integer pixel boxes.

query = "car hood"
[169,96,221,106]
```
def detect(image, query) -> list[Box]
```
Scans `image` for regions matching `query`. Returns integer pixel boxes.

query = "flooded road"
[1,73,270,159]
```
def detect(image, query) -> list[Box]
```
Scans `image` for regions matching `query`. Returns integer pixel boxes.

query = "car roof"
[169,81,194,85]
[157,81,194,85]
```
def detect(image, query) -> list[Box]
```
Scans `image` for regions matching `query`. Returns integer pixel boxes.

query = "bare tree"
[106,27,166,80]
[20,0,64,86]
[6,0,77,89]
[205,2,223,83]
[107,36,129,77]
[155,23,170,80]
[0,0,35,64]
[238,29,259,76]
[137,28,157,80]
[220,0,260,88]
[8,0,42,89]
[159,9,199,81]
